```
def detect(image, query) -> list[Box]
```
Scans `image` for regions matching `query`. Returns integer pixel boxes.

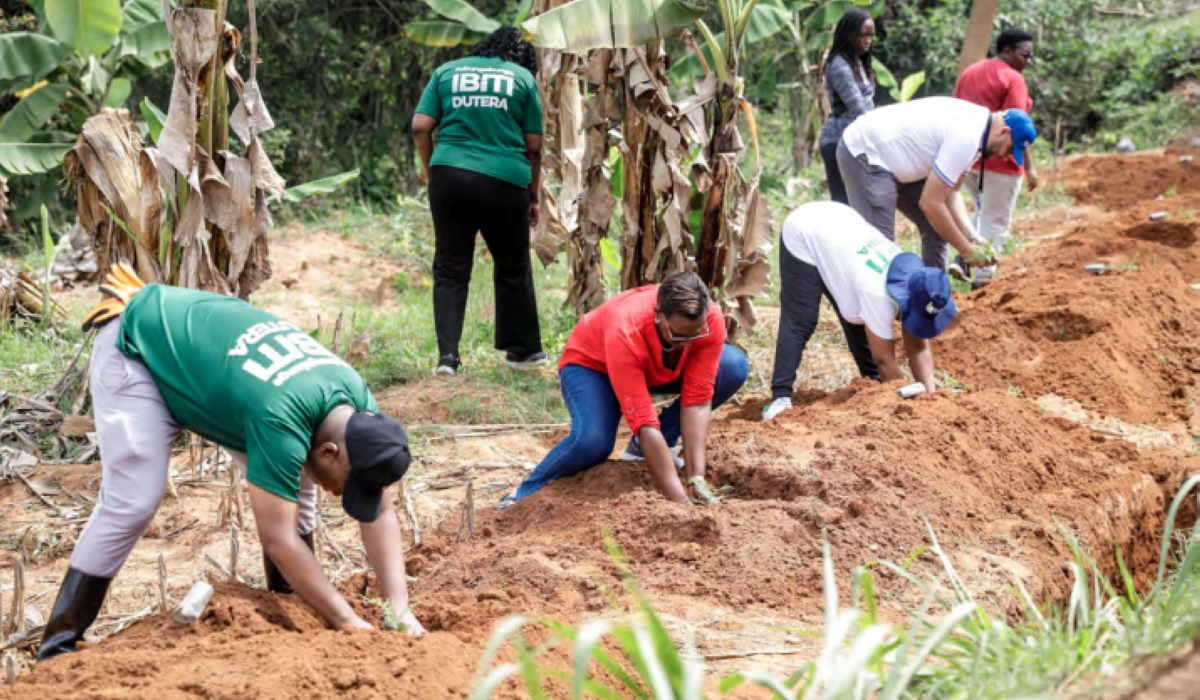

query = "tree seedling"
[362,596,419,632]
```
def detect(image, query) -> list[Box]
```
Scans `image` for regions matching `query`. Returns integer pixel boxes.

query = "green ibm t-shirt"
[116,285,379,502]
[415,56,543,188]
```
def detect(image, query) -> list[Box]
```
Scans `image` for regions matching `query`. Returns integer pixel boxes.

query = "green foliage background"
[0,0,1197,249]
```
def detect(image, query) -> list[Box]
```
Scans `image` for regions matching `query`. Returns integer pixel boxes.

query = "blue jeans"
[513,345,750,500]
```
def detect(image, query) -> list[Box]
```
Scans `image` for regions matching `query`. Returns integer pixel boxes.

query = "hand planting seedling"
[687,476,732,506]
[362,596,423,635]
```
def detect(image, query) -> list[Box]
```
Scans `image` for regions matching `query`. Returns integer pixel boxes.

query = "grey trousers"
[836,140,950,270]
[73,322,318,578]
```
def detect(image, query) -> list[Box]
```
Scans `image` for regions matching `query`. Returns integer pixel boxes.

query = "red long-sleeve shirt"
[953,58,1033,176]
[559,286,726,435]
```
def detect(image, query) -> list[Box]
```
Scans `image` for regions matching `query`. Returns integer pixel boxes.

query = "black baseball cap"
[342,411,411,523]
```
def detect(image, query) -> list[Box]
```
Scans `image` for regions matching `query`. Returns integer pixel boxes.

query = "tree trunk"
[959,0,999,74]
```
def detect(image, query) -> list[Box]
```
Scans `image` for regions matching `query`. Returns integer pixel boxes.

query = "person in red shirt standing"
[501,273,748,507]
[951,27,1040,287]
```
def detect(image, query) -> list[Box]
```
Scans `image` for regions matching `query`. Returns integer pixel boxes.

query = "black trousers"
[770,243,879,399]
[820,141,849,205]
[429,166,542,358]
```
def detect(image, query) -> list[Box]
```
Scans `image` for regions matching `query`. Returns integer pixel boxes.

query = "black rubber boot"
[37,567,112,663]
[263,530,315,595]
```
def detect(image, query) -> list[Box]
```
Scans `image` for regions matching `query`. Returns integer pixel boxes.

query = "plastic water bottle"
[172,581,214,624]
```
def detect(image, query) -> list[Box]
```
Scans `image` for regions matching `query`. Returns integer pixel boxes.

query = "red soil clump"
[1,582,479,700]
[1063,147,1199,210]
[937,193,1200,427]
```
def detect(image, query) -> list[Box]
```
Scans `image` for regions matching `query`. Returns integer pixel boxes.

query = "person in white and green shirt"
[413,27,547,377]
[39,273,424,663]
[765,202,959,421]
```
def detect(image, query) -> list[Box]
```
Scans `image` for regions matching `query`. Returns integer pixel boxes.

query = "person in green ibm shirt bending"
[412,26,547,377]
[37,265,425,664]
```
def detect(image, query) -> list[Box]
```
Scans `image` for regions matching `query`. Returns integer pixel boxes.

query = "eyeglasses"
[656,315,710,344]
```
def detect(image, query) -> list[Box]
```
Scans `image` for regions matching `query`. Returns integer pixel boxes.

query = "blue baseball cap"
[1003,109,1037,167]
[886,253,958,340]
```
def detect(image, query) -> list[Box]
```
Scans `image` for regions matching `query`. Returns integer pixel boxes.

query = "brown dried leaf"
[204,153,255,286]
[67,110,164,282]
[246,139,286,201]
[171,8,220,74]
[157,68,197,176]
[230,80,276,146]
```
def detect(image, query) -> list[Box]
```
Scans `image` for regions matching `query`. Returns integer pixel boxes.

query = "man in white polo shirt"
[836,96,1036,272]
[764,201,958,421]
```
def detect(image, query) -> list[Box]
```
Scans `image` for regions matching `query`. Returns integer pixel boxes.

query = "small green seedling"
[1007,384,1025,399]
[688,475,733,505]
[362,596,419,632]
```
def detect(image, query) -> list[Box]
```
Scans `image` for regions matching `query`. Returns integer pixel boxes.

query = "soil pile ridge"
[937,192,1200,427]
[1063,145,1198,210]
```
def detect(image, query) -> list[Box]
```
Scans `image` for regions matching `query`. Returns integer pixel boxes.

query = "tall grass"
[472,477,1200,699]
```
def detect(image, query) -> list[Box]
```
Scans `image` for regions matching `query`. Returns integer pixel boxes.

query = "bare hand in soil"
[965,240,998,267]
[688,476,731,506]
[339,616,375,631]
[396,610,427,637]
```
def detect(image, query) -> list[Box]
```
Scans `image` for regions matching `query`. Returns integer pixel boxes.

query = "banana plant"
[873,61,927,102]
[0,0,170,178]
[523,0,775,336]
[405,0,534,48]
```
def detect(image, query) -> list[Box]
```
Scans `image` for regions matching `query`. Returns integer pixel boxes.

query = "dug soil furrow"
[3,150,1199,698]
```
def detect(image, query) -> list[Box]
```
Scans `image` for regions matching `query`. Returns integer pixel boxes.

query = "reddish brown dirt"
[1063,146,1199,210]
[937,193,1200,427]
[5,151,1200,698]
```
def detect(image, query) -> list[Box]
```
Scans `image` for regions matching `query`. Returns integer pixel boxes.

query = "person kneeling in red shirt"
[502,273,749,507]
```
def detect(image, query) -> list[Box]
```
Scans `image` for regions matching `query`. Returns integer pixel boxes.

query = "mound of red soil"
[0,582,478,700]
[938,194,1200,427]
[1063,149,1199,210]
[411,385,1195,626]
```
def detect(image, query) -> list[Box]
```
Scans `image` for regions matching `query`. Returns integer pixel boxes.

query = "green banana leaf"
[120,0,164,32]
[116,20,171,66]
[513,0,534,25]
[45,0,124,58]
[805,0,852,30]
[104,76,131,107]
[140,97,167,143]
[522,0,706,52]
[0,83,70,142]
[417,0,500,34]
[405,21,487,48]
[0,33,70,86]
[898,71,925,102]
[0,142,74,177]
[744,3,794,44]
[283,169,360,203]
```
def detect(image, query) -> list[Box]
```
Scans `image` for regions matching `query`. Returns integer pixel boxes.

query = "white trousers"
[72,322,318,578]
[962,169,1023,282]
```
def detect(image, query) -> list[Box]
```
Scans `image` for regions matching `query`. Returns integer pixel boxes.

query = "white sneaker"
[763,397,793,422]
[621,437,684,470]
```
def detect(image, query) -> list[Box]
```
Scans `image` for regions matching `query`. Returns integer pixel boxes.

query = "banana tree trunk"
[619,45,693,290]
[696,82,740,287]
[959,0,999,74]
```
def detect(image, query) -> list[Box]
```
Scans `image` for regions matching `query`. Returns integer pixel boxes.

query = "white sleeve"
[931,131,980,188]
[860,291,895,340]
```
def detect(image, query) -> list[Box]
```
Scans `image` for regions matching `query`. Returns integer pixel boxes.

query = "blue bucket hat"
[1003,109,1037,167]
[886,253,958,340]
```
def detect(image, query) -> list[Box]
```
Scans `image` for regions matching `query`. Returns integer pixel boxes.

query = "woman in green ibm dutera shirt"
[413,27,546,377]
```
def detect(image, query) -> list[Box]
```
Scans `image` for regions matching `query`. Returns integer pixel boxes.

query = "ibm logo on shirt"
[227,321,349,387]
[451,67,515,110]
